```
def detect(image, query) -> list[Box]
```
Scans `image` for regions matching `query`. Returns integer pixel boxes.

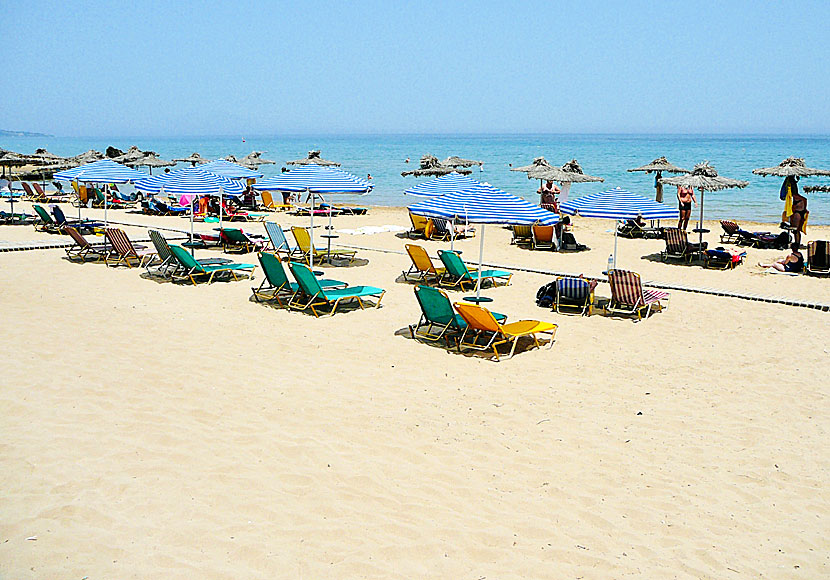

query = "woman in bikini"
[789,189,808,247]
[677,185,696,230]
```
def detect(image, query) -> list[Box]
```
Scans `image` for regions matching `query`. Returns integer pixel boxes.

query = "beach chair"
[806,240,830,276]
[259,190,292,211]
[154,199,189,216]
[408,212,430,238]
[63,226,110,262]
[437,250,512,290]
[719,220,742,243]
[703,247,747,270]
[33,182,67,202]
[291,226,357,264]
[511,224,533,246]
[661,228,706,263]
[617,219,663,239]
[605,269,670,321]
[263,222,299,260]
[220,227,267,254]
[737,229,789,250]
[148,230,231,277]
[221,201,267,222]
[31,204,61,233]
[168,244,256,285]
[287,261,385,317]
[252,252,347,306]
[453,302,557,361]
[429,218,474,241]
[402,244,446,284]
[532,224,556,250]
[51,205,102,234]
[71,183,92,207]
[319,202,368,215]
[104,228,157,268]
[21,182,43,202]
[554,277,594,316]
[410,285,506,346]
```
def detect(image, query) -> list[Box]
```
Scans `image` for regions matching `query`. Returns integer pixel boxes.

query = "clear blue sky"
[3,0,829,136]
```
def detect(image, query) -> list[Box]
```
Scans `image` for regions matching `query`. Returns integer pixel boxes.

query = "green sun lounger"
[169,244,256,285]
[32,204,60,233]
[437,250,512,290]
[410,285,506,346]
[252,252,347,306]
[287,261,384,317]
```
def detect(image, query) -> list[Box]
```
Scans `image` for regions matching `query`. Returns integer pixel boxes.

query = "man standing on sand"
[677,185,696,230]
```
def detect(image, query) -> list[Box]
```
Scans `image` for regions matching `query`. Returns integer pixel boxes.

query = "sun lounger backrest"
[556,277,590,301]
[21,182,36,198]
[64,226,89,248]
[260,190,275,209]
[808,240,829,270]
[664,228,687,252]
[32,204,54,224]
[533,225,554,242]
[438,250,468,278]
[406,244,437,274]
[454,303,501,333]
[431,218,450,236]
[291,226,313,253]
[105,228,136,258]
[257,252,291,288]
[288,261,324,296]
[414,285,455,326]
[52,205,69,225]
[409,212,429,233]
[265,222,290,252]
[169,244,204,272]
[33,183,46,195]
[608,269,644,307]
[512,225,532,240]
[721,220,739,235]
[148,230,172,262]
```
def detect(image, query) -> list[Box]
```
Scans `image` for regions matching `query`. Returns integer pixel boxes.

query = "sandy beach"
[1,203,828,579]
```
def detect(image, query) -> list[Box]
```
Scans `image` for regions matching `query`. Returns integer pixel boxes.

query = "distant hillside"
[0,129,54,137]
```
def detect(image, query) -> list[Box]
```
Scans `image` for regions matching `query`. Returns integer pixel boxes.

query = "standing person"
[782,176,807,247]
[537,180,560,211]
[676,185,696,230]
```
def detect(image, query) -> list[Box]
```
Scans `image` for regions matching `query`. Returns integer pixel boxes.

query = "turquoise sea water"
[3,134,829,224]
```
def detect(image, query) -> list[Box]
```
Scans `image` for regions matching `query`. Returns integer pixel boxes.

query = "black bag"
[536,281,557,308]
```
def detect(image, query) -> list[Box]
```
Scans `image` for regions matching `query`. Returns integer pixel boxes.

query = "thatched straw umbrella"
[127,153,177,175]
[401,154,472,177]
[113,146,153,164]
[804,184,830,193]
[661,161,749,247]
[441,155,482,168]
[510,156,553,173]
[628,156,689,203]
[752,157,830,179]
[239,151,276,168]
[173,152,211,166]
[287,150,341,167]
[27,148,68,166]
[71,149,106,165]
[527,159,604,203]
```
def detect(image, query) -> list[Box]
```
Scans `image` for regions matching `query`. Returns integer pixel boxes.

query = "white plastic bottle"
[607,254,614,273]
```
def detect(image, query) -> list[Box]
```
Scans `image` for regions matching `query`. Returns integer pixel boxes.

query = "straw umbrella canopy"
[527,159,604,204]
[71,149,105,165]
[442,155,482,168]
[26,148,69,166]
[127,153,177,175]
[402,154,472,177]
[661,161,749,247]
[239,151,276,168]
[804,184,830,193]
[627,156,689,203]
[113,146,151,164]
[173,152,211,166]
[511,156,553,173]
[287,150,341,167]
[752,157,830,178]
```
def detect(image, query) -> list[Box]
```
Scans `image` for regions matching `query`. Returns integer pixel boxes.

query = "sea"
[3,134,829,225]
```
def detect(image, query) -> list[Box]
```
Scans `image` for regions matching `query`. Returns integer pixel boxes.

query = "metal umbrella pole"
[308,189,314,267]
[475,224,485,300]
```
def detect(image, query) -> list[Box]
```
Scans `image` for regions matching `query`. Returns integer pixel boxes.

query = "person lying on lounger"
[758,243,803,273]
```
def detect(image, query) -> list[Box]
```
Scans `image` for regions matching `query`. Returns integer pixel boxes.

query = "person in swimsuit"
[538,180,560,211]
[789,186,807,247]
[759,243,803,273]
[677,185,696,230]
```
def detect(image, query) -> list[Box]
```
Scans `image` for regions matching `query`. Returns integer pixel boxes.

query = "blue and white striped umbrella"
[560,186,679,220]
[252,164,373,194]
[408,183,559,225]
[200,159,263,180]
[403,172,482,197]
[134,167,245,197]
[53,159,144,183]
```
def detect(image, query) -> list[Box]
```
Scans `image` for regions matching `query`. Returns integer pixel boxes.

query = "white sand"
[1,203,828,579]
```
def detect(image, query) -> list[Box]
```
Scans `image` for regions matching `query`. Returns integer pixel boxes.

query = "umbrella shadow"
[640,252,701,267]
[395,326,553,361]
[315,257,370,269]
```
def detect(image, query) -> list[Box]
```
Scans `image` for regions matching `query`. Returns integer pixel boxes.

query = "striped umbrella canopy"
[403,172,482,197]
[560,186,678,269]
[410,183,558,299]
[200,159,263,179]
[560,186,679,220]
[253,165,373,266]
[53,159,145,183]
[134,167,245,197]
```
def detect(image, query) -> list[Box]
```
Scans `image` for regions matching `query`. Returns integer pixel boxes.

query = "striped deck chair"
[605,269,670,321]
[662,228,705,263]
[104,228,157,268]
[806,240,830,276]
[63,226,110,262]
[511,225,533,246]
[703,247,747,270]
[402,244,446,284]
[264,222,299,260]
[719,220,741,243]
[429,218,474,240]
[554,277,594,316]
[454,302,557,361]
[532,224,555,250]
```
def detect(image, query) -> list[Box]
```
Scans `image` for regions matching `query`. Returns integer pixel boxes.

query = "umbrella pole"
[104,184,108,227]
[476,225,485,300]
[309,189,314,267]
[219,187,223,234]
[190,196,195,256]
[613,225,619,270]
[698,189,705,248]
